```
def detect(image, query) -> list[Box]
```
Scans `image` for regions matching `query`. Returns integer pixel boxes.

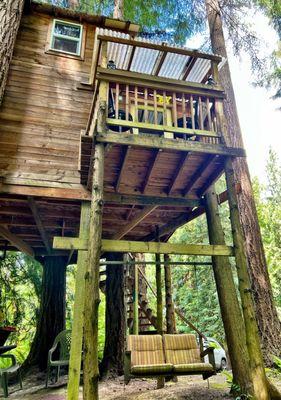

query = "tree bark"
[205,0,281,365]
[164,254,176,334]
[225,158,270,400]
[0,0,24,104]
[83,143,104,400]
[24,256,67,370]
[100,252,125,377]
[205,187,253,395]
[113,0,124,19]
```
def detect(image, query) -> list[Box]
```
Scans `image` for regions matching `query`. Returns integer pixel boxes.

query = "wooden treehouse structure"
[0,2,268,400]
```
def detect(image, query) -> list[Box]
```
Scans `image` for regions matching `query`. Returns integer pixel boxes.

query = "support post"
[164,254,176,334]
[224,158,270,400]
[205,186,253,394]
[67,203,91,400]
[83,40,107,400]
[133,262,139,335]
[155,253,163,334]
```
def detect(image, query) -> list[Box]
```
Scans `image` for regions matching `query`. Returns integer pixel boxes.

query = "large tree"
[0,0,24,104]
[24,256,68,370]
[205,0,281,365]
[100,252,126,377]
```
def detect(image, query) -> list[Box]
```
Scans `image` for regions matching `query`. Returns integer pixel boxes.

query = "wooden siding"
[0,12,93,188]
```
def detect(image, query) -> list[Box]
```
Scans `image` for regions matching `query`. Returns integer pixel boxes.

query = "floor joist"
[0,226,34,257]
[27,196,51,254]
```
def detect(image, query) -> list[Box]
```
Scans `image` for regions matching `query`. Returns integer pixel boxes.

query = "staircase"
[125,264,158,334]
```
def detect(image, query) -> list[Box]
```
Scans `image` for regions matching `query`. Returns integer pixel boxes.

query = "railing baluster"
[182,93,186,129]
[153,90,158,125]
[125,84,129,120]
[190,95,195,130]
[134,86,138,122]
[198,96,204,130]
[163,90,167,126]
[144,88,148,123]
[206,98,212,131]
[172,92,178,127]
[115,83,119,120]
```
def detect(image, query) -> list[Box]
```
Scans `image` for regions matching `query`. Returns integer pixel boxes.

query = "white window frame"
[50,19,83,56]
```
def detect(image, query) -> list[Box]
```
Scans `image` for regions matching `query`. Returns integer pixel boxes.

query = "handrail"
[97,67,225,98]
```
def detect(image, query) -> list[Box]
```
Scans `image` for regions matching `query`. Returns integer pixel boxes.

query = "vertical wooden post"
[67,202,90,400]
[133,262,139,335]
[164,254,176,334]
[205,186,253,394]
[156,253,165,391]
[155,253,163,334]
[83,40,108,400]
[83,144,104,400]
[224,158,270,400]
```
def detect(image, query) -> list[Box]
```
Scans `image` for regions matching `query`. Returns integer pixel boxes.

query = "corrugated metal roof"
[99,28,219,84]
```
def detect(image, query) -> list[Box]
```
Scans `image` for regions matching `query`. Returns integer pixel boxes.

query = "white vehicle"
[203,337,227,371]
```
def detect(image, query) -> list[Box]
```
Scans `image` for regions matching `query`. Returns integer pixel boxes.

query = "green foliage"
[252,149,281,314]
[0,253,41,366]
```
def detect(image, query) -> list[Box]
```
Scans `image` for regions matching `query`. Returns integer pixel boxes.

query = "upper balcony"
[80,30,245,201]
[84,30,228,142]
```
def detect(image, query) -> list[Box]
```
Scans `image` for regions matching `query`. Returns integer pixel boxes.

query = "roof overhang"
[26,1,139,35]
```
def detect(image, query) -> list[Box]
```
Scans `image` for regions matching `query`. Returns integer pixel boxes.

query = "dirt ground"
[4,370,281,400]
[3,372,234,400]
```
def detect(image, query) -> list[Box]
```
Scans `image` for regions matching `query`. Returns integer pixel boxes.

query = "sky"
[187,12,281,183]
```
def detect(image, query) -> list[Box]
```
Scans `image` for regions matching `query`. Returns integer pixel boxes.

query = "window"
[50,20,83,56]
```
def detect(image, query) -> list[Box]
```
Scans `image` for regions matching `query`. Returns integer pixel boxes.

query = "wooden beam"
[141,149,162,193]
[111,206,157,240]
[27,196,51,254]
[197,163,224,196]
[182,57,197,80]
[104,192,201,208]
[154,51,167,76]
[167,152,190,195]
[97,67,225,98]
[1,183,91,201]
[106,118,219,138]
[97,35,222,62]
[182,154,217,196]
[0,226,34,257]
[97,133,246,157]
[115,146,131,192]
[53,237,234,256]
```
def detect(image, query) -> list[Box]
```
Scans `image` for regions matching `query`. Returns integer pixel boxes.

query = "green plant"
[222,371,253,399]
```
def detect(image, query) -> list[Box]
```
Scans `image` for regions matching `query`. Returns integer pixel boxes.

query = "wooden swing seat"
[124,334,216,384]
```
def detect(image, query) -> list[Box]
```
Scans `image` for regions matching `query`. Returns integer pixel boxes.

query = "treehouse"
[0,1,266,400]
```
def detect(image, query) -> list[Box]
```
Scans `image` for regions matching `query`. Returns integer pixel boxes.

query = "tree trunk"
[205,0,281,365]
[100,252,125,377]
[0,0,24,104]
[225,158,270,400]
[205,187,253,395]
[24,256,67,370]
[83,142,104,400]
[113,0,124,19]
[163,255,176,334]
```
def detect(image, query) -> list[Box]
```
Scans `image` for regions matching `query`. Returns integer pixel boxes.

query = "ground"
[4,371,281,399]
[3,372,234,400]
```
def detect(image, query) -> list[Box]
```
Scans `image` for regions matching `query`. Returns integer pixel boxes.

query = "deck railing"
[105,80,222,144]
